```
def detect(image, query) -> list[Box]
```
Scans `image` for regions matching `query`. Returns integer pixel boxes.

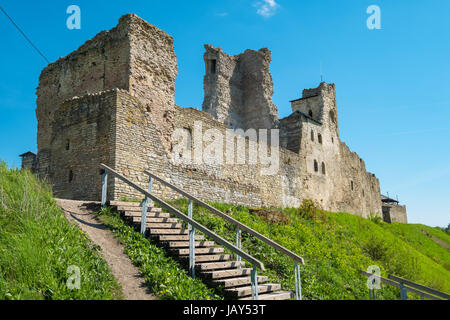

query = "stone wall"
[382,204,408,223]
[47,90,118,200]
[26,13,396,220]
[113,89,293,207]
[110,87,380,217]
[202,45,279,131]
[35,13,177,178]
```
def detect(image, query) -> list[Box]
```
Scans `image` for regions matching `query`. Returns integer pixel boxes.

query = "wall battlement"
[24,14,407,222]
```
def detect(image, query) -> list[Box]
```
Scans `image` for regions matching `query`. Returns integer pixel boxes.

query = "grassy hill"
[169,199,450,300]
[1,160,448,300]
[0,162,121,300]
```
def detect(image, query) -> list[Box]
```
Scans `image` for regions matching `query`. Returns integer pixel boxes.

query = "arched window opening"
[68,170,74,183]
[318,134,323,144]
[314,160,318,172]
[66,139,70,151]
[311,130,314,142]
[321,162,326,175]
[351,180,354,191]
[308,109,313,117]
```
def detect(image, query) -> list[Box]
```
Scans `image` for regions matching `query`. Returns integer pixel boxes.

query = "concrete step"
[212,276,268,288]
[146,223,183,229]
[149,229,188,235]
[110,201,142,207]
[239,291,293,300]
[203,268,253,280]
[224,283,282,298]
[182,254,232,263]
[157,235,205,241]
[171,247,224,255]
[163,241,215,248]
[118,206,162,212]
[196,261,245,271]
[124,211,170,218]
[132,217,179,223]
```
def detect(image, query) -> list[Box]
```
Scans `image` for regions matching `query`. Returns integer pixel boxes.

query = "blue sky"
[0,1,449,227]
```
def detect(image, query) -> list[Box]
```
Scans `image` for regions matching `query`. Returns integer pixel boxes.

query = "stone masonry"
[23,14,407,222]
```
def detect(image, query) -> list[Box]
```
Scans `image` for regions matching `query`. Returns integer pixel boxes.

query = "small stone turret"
[290,82,339,137]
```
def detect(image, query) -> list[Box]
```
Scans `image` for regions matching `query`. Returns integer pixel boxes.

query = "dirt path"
[56,198,156,300]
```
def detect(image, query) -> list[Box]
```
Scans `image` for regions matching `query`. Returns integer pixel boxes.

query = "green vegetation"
[95,207,221,300]
[166,198,450,300]
[2,161,447,300]
[0,162,122,300]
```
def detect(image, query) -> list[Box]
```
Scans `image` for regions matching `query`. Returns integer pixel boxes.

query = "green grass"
[4,160,446,301]
[95,207,222,300]
[0,162,122,300]
[166,198,450,300]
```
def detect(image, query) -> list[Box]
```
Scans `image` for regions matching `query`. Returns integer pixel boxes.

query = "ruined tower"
[34,14,178,199]
[202,45,279,131]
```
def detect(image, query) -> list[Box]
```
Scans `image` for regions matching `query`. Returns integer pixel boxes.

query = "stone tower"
[33,13,178,199]
[290,82,339,138]
[202,45,279,131]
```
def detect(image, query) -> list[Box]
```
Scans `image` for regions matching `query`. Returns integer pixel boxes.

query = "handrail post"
[294,261,302,300]
[140,199,148,236]
[188,199,195,278]
[236,227,241,266]
[400,282,408,300]
[148,176,153,205]
[140,176,153,235]
[251,266,259,300]
[101,171,108,208]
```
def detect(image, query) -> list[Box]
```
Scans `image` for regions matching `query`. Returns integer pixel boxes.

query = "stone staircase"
[110,201,293,300]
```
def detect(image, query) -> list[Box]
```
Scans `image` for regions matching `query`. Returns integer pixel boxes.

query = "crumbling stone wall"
[202,45,279,131]
[35,13,177,179]
[26,13,398,219]
[111,88,380,217]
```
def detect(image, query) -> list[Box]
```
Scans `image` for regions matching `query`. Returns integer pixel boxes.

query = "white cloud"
[255,0,280,18]
[215,12,229,17]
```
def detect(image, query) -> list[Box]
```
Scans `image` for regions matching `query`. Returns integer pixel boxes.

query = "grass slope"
[0,163,121,300]
[166,199,450,300]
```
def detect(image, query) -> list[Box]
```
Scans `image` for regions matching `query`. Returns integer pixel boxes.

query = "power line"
[0,5,50,64]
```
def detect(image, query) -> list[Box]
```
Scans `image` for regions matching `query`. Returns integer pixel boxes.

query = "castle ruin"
[20,14,407,223]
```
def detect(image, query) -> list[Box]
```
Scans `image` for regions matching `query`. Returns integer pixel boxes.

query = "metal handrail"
[360,270,448,300]
[99,164,264,272]
[144,170,305,265]
[144,169,305,300]
[388,274,450,300]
